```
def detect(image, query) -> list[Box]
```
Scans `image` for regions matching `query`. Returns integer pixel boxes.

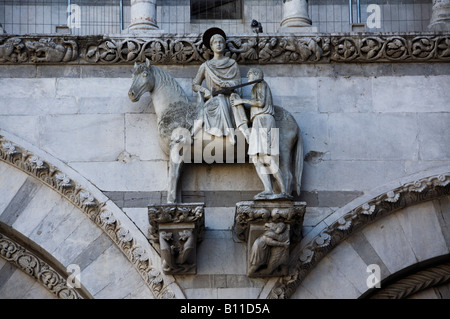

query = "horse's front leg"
[167,158,183,203]
[167,135,189,203]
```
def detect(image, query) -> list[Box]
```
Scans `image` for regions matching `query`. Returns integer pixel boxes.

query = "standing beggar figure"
[232,68,290,200]
[192,27,250,144]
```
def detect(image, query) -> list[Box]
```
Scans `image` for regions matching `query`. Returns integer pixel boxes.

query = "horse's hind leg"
[280,153,293,195]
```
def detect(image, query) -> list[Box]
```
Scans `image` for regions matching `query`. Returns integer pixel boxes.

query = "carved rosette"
[267,172,450,299]
[148,203,205,275]
[0,135,175,299]
[1,33,449,65]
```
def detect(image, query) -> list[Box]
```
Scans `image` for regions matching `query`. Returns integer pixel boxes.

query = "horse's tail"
[293,125,304,196]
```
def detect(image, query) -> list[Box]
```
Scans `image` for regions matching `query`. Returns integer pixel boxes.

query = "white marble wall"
[0,62,449,298]
[1,64,448,195]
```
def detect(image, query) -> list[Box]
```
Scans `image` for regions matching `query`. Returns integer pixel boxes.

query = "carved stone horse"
[128,59,303,203]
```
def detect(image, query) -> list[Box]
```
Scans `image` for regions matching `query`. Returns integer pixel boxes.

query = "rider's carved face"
[210,35,225,54]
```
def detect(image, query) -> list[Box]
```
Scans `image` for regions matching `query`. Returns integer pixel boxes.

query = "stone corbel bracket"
[233,200,306,277]
[148,203,205,275]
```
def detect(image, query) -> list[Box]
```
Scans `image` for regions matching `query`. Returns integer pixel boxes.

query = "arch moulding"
[0,129,185,299]
[264,165,450,299]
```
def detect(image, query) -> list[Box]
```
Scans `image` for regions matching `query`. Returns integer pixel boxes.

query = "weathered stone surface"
[56,78,128,98]
[70,161,168,192]
[204,207,235,231]
[318,77,373,113]
[0,78,56,98]
[372,75,450,113]
[39,114,125,162]
[418,113,450,161]
[197,230,247,275]
[0,97,78,115]
[0,163,31,218]
[328,113,418,161]
[395,201,449,261]
[293,254,362,298]
[81,244,139,297]
[125,113,167,161]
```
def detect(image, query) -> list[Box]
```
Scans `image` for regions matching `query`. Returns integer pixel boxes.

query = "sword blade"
[212,79,263,97]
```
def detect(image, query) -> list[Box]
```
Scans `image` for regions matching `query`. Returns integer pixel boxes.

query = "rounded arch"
[0,225,91,299]
[366,255,450,299]
[0,129,185,299]
[265,166,450,299]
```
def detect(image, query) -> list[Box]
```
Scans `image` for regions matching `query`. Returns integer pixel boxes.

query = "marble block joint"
[233,200,306,277]
[148,203,205,275]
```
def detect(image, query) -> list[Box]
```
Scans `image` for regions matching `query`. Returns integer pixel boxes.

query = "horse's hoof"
[253,191,273,200]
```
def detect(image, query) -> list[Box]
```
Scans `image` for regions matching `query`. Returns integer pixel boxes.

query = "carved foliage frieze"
[0,33,449,65]
[0,233,84,299]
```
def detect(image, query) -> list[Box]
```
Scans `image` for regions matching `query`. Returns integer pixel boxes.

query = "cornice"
[0,32,449,65]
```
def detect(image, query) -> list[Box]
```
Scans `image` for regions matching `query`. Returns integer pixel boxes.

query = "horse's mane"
[151,66,189,102]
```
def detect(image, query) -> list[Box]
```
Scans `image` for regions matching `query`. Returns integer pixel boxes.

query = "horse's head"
[128,58,155,102]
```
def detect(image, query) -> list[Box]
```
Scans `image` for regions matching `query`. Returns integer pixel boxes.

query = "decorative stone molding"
[0,133,180,299]
[267,171,450,299]
[234,201,306,277]
[369,261,450,299]
[148,203,205,275]
[0,232,84,299]
[0,33,449,65]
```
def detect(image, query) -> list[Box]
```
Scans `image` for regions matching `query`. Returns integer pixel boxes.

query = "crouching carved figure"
[160,229,196,274]
[249,222,290,276]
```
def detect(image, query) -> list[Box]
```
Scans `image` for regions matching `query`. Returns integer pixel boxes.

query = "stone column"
[428,0,450,31]
[280,0,313,31]
[128,0,159,31]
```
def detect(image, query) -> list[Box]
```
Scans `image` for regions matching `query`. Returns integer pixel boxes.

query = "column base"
[279,26,318,33]
[128,22,160,32]
[280,16,312,29]
[428,20,450,31]
[351,23,366,32]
